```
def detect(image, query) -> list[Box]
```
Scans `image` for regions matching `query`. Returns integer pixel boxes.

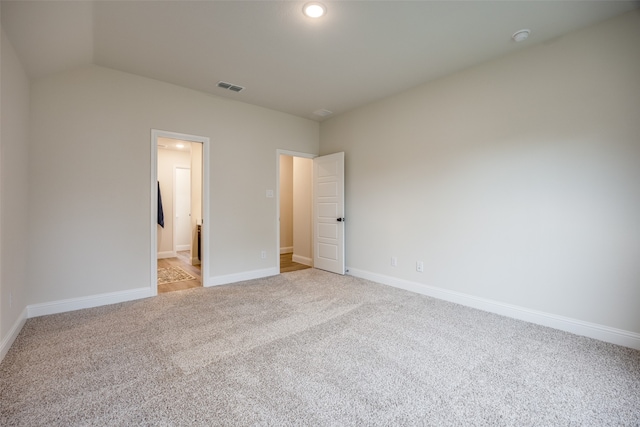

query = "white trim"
[280,246,293,254]
[292,254,312,266]
[276,149,317,273]
[27,287,151,319]
[151,134,159,296]
[277,149,317,159]
[0,307,27,363]
[202,136,211,290]
[206,267,279,287]
[151,130,210,298]
[176,244,191,252]
[347,267,640,350]
[157,251,177,259]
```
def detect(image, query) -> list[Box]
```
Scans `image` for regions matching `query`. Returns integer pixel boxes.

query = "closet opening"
[278,151,313,273]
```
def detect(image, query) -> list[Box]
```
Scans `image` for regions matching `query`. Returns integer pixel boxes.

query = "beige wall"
[28,64,319,304]
[293,157,312,265]
[157,147,191,255]
[0,28,30,346]
[279,155,293,252]
[320,11,640,333]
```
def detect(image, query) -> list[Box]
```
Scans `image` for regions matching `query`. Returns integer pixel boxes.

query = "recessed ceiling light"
[176,143,185,149]
[303,2,326,18]
[512,29,531,42]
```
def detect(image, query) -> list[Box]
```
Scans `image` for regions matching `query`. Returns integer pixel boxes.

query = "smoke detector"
[512,29,531,42]
[313,109,333,118]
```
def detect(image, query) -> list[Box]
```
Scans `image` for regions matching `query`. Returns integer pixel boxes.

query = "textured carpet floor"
[1,269,639,426]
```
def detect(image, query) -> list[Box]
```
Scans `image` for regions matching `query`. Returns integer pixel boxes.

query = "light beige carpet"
[1,269,639,426]
[157,266,196,285]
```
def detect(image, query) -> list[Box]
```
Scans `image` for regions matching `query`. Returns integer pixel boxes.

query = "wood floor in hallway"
[158,252,308,293]
[158,251,202,293]
[280,252,311,273]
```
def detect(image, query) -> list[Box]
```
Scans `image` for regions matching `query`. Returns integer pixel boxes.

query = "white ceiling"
[157,137,193,152]
[2,1,637,121]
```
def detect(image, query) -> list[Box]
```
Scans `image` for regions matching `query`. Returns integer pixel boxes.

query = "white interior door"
[313,152,345,274]
[175,167,191,251]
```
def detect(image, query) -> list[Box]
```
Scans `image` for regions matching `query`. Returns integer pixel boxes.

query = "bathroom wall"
[157,147,191,257]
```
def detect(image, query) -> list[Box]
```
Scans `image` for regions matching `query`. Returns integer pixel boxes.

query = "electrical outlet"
[261,250,267,259]
[391,257,398,267]
[416,261,424,273]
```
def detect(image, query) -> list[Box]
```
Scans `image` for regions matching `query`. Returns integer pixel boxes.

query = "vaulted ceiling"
[2,1,637,121]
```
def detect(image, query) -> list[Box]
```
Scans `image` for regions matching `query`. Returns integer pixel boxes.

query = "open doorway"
[278,151,314,273]
[156,139,202,292]
[151,130,210,295]
[276,150,347,275]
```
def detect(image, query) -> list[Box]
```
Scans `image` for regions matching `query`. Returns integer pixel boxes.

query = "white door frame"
[151,129,210,296]
[276,149,316,273]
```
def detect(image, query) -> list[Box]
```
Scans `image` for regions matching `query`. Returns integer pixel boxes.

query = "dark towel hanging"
[157,181,165,228]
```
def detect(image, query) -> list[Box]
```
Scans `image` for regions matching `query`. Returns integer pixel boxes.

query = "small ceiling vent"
[217,81,245,92]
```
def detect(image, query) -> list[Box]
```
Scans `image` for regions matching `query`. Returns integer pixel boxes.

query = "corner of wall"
[0,26,31,359]
[0,307,27,363]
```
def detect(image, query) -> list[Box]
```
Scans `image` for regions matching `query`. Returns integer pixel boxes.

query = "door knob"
[337,218,345,222]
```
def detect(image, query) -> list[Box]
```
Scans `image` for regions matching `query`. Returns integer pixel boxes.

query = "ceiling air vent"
[217,81,245,93]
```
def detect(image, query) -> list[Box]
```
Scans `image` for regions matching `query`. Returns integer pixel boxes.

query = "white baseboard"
[157,251,176,259]
[0,307,27,363]
[292,254,312,266]
[176,245,190,252]
[27,287,152,318]
[280,246,293,254]
[206,267,279,287]
[347,268,640,350]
